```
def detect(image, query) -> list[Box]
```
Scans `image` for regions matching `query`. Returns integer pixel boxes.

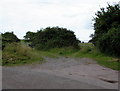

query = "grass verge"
[72,43,120,70]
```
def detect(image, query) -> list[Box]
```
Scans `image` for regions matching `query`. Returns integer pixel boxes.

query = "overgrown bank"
[2,42,43,66]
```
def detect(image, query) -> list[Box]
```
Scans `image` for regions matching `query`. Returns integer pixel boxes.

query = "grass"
[38,43,120,70]
[32,46,79,58]
[2,42,120,70]
[47,46,79,57]
[2,42,43,66]
[72,43,120,70]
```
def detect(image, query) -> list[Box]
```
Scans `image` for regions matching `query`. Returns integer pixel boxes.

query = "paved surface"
[2,57,119,89]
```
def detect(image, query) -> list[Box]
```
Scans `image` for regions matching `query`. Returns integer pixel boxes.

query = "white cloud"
[0,0,120,41]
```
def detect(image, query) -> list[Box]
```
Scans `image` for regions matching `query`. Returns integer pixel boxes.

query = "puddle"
[99,78,118,83]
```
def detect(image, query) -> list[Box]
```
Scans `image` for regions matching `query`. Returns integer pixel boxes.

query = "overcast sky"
[0,0,119,42]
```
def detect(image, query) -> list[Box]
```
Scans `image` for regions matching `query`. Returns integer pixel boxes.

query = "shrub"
[2,32,20,50]
[25,27,80,50]
[96,27,120,56]
[90,4,120,57]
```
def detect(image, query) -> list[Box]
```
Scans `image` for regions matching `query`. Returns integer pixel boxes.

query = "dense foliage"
[24,27,80,50]
[90,4,120,57]
[2,32,20,49]
[24,31,36,42]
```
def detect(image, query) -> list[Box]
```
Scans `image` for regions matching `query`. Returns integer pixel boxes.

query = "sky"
[0,0,119,42]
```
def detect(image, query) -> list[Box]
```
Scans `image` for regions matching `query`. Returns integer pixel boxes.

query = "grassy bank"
[2,43,43,66]
[73,43,120,70]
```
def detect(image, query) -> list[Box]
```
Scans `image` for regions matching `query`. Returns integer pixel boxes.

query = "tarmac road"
[2,67,104,89]
[2,57,118,89]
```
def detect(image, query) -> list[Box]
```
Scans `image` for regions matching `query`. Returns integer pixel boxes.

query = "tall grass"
[2,43,43,66]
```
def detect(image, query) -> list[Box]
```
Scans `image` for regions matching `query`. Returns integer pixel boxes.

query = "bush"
[96,27,120,56]
[91,4,120,57]
[2,32,20,49]
[25,27,80,50]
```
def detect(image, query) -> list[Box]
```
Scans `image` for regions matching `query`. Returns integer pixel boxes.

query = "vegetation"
[90,4,120,57]
[0,50,1,65]
[73,43,120,70]
[0,34,2,65]
[2,42,43,66]
[2,32,20,49]
[1,4,120,70]
[1,31,119,70]
[24,27,80,50]
[1,32,43,66]
[24,31,36,43]
[0,34,2,50]
[39,43,119,70]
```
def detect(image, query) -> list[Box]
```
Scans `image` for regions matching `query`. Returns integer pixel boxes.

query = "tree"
[2,32,20,49]
[96,27,120,56]
[90,4,120,56]
[24,31,36,42]
[25,27,80,50]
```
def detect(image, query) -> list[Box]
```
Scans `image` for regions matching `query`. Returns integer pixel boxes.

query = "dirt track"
[2,57,119,89]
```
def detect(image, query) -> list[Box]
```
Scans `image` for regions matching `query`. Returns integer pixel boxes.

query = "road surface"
[2,57,118,89]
